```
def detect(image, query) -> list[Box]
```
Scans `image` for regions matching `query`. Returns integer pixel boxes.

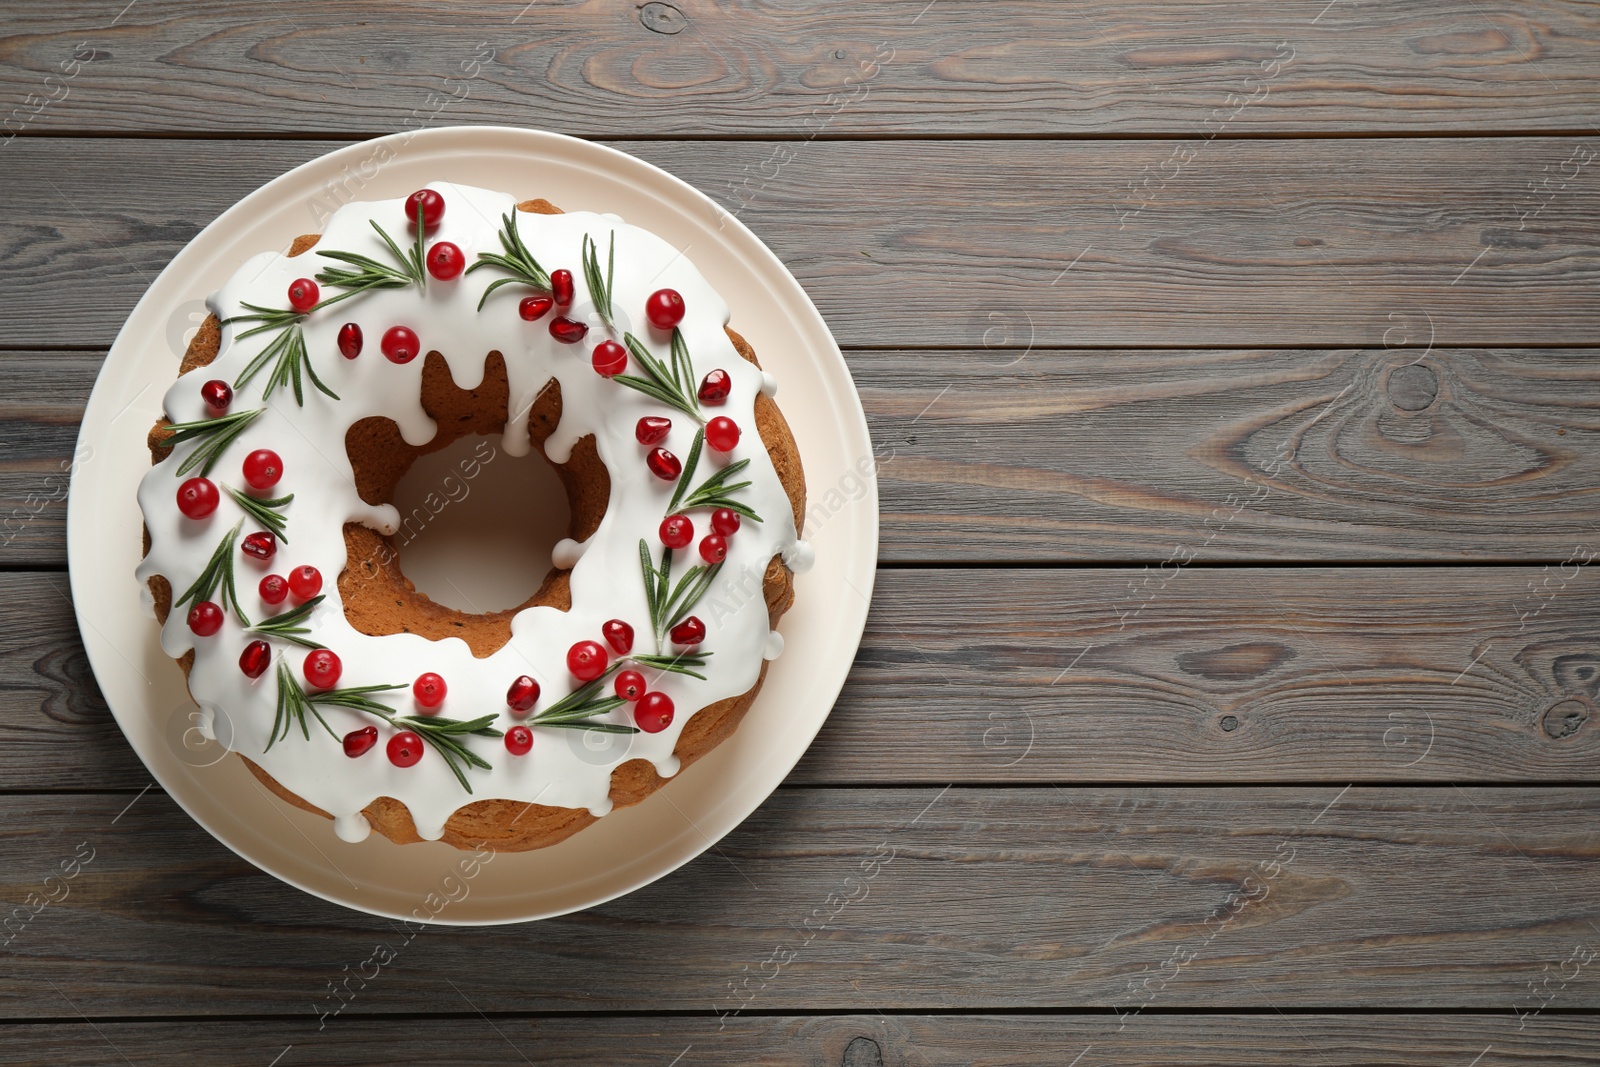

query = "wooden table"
[4,2,1599,1063]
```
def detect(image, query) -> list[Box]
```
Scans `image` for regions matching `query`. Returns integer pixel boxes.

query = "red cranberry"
[614,670,646,702]
[405,188,445,232]
[288,565,322,601]
[176,477,219,519]
[705,416,740,453]
[551,269,574,307]
[699,534,727,564]
[241,531,277,562]
[426,241,465,280]
[670,616,706,646]
[239,640,271,679]
[187,601,223,636]
[567,639,607,681]
[343,726,379,758]
[636,691,675,733]
[337,322,363,359]
[201,379,232,414]
[287,278,319,313]
[506,675,541,713]
[592,340,627,377]
[647,448,681,481]
[711,508,741,536]
[259,573,288,605]
[698,369,731,405]
[636,416,671,445]
[550,316,588,344]
[602,619,635,655]
[413,672,446,710]
[645,288,685,330]
[504,725,533,756]
[388,730,424,767]
[519,295,553,321]
[381,325,420,364]
[659,514,694,549]
[242,449,283,491]
[303,648,342,689]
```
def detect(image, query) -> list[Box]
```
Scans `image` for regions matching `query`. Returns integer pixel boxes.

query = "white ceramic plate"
[68,126,877,924]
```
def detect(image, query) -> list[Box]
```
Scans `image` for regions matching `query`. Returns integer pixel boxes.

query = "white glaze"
[782,540,816,574]
[763,631,784,660]
[137,183,802,838]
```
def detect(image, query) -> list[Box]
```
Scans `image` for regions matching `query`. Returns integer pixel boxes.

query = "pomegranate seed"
[405,188,445,232]
[519,295,553,321]
[636,691,675,733]
[711,508,741,536]
[337,322,363,359]
[592,340,627,377]
[426,241,465,280]
[287,278,319,312]
[259,574,288,604]
[381,325,420,364]
[551,269,574,307]
[567,639,607,681]
[413,672,447,710]
[602,619,635,655]
[698,369,731,405]
[176,477,219,519]
[201,379,232,414]
[699,534,727,564]
[241,531,277,562]
[388,730,424,767]
[645,288,685,330]
[647,448,681,481]
[288,565,322,601]
[705,416,740,452]
[670,616,706,646]
[187,601,223,636]
[549,316,588,344]
[504,725,533,756]
[506,675,541,713]
[239,640,271,679]
[635,416,671,445]
[303,648,342,689]
[659,514,694,549]
[242,449,283,491]
[614,670,646,702]
[343,726,379,757]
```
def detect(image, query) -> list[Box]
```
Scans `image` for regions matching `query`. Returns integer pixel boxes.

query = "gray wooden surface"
[3,0,1599,1064]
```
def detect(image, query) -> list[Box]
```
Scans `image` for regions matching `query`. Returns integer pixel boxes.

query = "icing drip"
[333,813,372,843]
[782,540,816,574]
[551,537,586,570]
[760,372,778,397]
[136,184,806,841]
[764,631,785,660]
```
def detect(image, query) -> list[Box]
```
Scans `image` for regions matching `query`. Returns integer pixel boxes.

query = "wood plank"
[15,346,1600,567]
[3,1,1599,136]
[4,567,1598,791]
[7,137,1600,349]
[4,1014,1600,1065]
[1,787,1596,1016]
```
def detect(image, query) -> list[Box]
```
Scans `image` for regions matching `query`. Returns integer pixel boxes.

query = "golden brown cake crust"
[145,197,806,852]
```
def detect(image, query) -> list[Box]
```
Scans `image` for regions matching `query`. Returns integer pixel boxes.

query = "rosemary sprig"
[467,210,551,311]
[616,330,702,421]
[162,408,264,477]
[630,651,711,681]
[582,230,616,330]
[227,303,338,405]
[666,428,762,522]
[175,521,248,625]
[378,712,504,793]
[527,675,635,734]
[313,214,427,308]
[269,660,340,748]
[247,595,325,649]
[639,537,722,649]
[225,485,293,541]
[666,429,705,513]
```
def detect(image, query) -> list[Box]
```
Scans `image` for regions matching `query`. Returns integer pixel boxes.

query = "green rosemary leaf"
[667,429,704,514]
[630,652,711,681]
[269,661,339,749]
[533,721,638,735]
[582,231,616,330]
[639,539,659,624]
[174,521,249,626]
[669,327,694,396]
[165,408,264,477]
[225,302,305,341]
[617,333,701,420]
[468,212,551,310]
[248,595,325,649]
[224,485,292,541]
[663,562,721,632]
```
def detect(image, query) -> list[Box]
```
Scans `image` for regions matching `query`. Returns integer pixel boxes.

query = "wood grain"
[4,1014,1600,1065]
[2,787,1596,1016]
[7,137,1600,349]
[3,1,1599,135]
[14,346,1600,567]
[5,567,1596,791]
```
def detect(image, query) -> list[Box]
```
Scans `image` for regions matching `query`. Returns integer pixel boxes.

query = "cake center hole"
[389,434,572,613]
